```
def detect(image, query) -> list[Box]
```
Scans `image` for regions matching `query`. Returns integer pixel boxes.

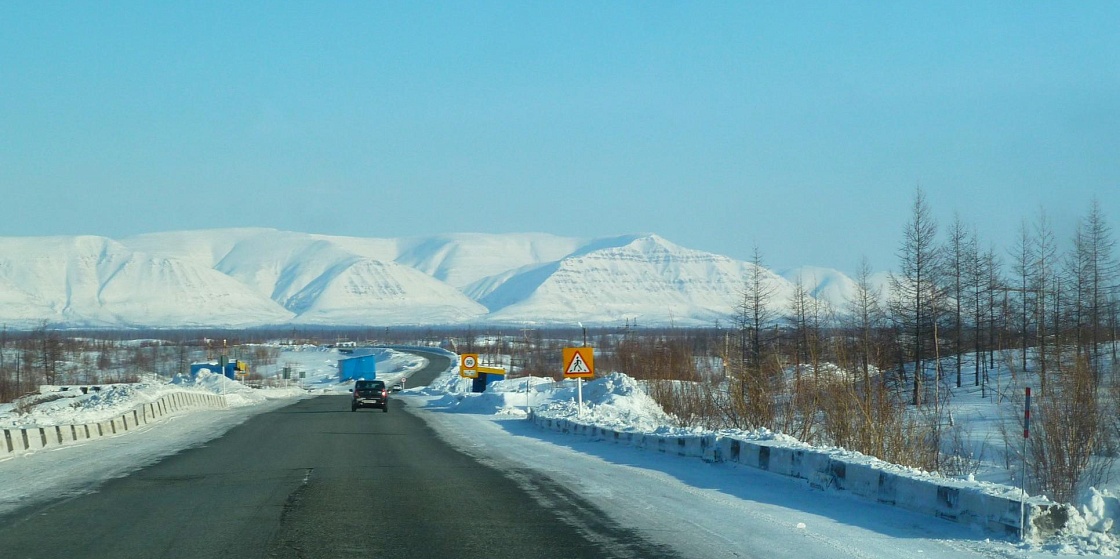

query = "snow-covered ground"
[1,345,1116,556]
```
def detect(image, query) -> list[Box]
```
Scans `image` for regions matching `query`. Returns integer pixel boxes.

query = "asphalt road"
[0,350,676,559]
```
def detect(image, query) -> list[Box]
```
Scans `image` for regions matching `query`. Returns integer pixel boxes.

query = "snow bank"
[417,368,1120,553]
[0,390,228,459]
[2,372,303,431]
[173,370,305,406]
[527,374,1042,535]
[0,370,308,461]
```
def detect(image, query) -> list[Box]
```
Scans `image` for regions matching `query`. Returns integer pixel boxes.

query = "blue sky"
[1,2,1117,274]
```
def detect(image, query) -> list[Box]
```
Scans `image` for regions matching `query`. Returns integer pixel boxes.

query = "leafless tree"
[737,245,777,372]
[944,214,971,388]
[984,245,1005,373]
[783,272,832,442]
[1069,199,1117,378]
[889,187,942,406]
[845,257,886,390]
[1011,220,1034,374]
[1031,208,1059,393]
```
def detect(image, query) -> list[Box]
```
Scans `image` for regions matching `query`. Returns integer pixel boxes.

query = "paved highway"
[0,351,676,559]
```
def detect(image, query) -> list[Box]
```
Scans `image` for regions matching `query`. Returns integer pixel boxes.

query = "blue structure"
[190,359,247,380]
[470,372,505,393]
[339,354,377,381]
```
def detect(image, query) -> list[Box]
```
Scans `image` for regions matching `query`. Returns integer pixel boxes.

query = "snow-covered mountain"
[481,234,797,326]
[0,229,862,328]
[0,235,293,327]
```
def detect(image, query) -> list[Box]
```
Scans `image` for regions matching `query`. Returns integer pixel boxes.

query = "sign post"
[563,347,594,417]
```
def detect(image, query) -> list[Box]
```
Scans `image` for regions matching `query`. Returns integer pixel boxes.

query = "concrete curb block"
[530,413,1048,538]
[1,391,229,460]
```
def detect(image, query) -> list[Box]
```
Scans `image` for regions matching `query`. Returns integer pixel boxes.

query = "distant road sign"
[460,354,479,378]
[563,347,594,378]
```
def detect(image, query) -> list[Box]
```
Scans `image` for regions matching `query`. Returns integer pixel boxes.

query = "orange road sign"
[563,347,594,378]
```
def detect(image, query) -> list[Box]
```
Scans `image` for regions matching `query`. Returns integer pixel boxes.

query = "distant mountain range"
[0,229,881,329]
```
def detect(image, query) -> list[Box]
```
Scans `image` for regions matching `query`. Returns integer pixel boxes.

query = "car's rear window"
[355,381,384,389]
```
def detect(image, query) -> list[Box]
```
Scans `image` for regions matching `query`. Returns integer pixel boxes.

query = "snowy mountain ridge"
[0,229,862,328]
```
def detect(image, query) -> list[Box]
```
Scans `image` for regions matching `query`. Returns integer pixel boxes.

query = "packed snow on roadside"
[0,372,298,430]
[412,365,1120,556]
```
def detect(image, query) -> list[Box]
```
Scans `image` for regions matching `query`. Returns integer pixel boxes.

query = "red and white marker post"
[1020,387,1031,541]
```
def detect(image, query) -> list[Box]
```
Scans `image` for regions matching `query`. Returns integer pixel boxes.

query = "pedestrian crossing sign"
[563,347,594,379]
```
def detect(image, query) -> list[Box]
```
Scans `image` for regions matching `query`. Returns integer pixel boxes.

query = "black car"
[351,380,389,412]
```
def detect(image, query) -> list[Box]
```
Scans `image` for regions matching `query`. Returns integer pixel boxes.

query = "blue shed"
[190,360,247,380]
[470,372,503,393]
[339,354,377,381]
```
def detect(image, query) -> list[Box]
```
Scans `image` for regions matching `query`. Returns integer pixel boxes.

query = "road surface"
[0,351,676,559]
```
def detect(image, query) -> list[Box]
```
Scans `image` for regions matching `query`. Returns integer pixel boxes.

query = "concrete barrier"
[24,428,44,452]
[841,461,874,499]
[41,426,59,447]
[531,413,1043,538]
[0,391,229,460]
[2,429,25,455]
[766,445,797,477]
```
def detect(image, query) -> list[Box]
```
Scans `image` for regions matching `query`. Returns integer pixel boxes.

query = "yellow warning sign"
[563,347,594,379]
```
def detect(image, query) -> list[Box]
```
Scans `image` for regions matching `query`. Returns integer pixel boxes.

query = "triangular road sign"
[566,352,590,374]
[563,347,594,378]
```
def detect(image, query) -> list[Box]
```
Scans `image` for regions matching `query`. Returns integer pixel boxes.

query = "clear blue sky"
[2,2,1117,274]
